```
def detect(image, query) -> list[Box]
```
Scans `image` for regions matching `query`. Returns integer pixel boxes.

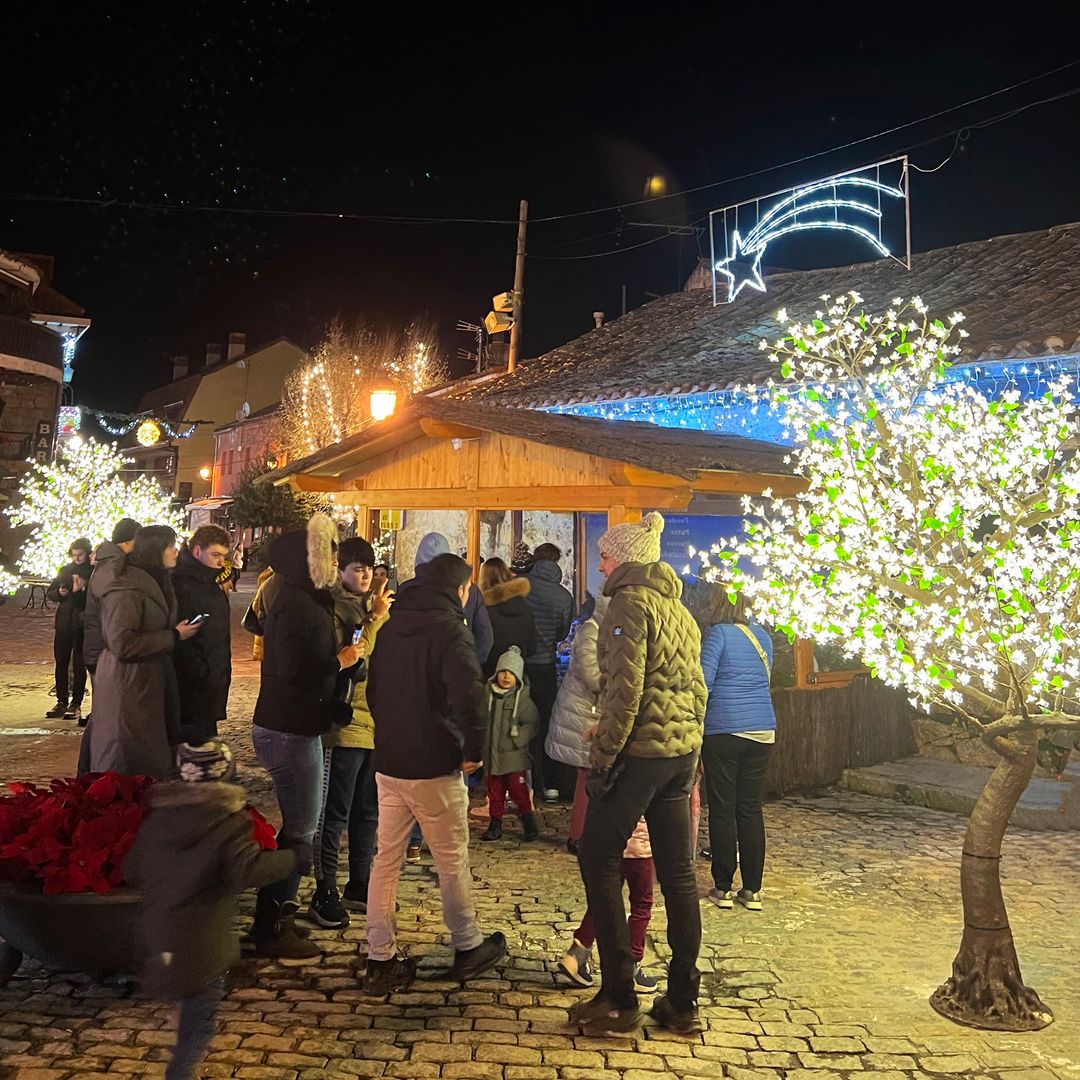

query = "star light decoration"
[715,177,904,302]
[6,438,185,579]
[697,293,1080,738]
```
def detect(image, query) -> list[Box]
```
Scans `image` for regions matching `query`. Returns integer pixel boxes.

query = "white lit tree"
[699,293,1079,1031]
[6,438,184,579]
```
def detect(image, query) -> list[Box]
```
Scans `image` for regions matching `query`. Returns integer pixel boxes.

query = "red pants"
[487,772,533,820]
[575,857,654,962]
[569,767,589,842]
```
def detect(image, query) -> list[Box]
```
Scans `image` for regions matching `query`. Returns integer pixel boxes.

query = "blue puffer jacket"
[701,623,776,736]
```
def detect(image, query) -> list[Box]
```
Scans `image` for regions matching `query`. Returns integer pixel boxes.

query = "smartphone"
[351,628,363,645]
[188,612,212,625]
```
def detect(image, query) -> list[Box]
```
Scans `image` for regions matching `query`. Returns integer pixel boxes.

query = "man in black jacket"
[45,538,93,720]
[363,553,507,993]
[172,525,233,745]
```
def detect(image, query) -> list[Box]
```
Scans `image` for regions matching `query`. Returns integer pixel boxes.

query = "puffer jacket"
[123,781,297,999]
[524,560,573,665]
[483,577,537,680]
[83,542,125,668]
[701,623,776,736]
[484,676,540,775]
[546,595,610,769]
[591,561,706,769]
[624,818,652,860]
[325,585,388,750]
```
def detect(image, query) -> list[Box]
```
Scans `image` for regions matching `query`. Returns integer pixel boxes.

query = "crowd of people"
[41,510,776,1079]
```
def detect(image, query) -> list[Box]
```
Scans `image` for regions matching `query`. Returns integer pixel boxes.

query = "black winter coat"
[368,575,487,779]
[252,531,340,737]
[523,560,574,666]
[124,781,296,999]
[482,576,538,680]
[47,560,92,631]
[171,549,232,745]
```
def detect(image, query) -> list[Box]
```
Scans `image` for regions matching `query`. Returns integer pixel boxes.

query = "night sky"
[5,2,1080,410]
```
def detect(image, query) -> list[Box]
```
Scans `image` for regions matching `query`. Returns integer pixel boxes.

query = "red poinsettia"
[0,774,277,894]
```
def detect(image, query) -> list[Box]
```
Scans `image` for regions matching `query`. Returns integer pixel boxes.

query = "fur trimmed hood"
[268,513,338,592]
[147,780,247,813]
[483,576,531,607]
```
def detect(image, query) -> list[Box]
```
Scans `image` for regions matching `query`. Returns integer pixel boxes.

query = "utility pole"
[508,199,528,374]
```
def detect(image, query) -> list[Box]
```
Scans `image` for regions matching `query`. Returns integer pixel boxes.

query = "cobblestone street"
[0,593,1077,1080]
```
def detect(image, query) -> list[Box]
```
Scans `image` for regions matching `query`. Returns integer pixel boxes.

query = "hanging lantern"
[136,419,162,446]
[369,385,398,422]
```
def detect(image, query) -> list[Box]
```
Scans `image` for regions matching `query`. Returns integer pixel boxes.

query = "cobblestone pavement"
[0,593,1077,1079]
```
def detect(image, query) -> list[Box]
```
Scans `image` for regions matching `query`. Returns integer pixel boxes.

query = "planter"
[0,881,142,984]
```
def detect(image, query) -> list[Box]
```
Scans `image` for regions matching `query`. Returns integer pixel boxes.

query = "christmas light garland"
[90,411,204,440]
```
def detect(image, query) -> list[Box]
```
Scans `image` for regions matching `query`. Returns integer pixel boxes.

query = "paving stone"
[797,1052,865,1069]
[918,1055,982,1073]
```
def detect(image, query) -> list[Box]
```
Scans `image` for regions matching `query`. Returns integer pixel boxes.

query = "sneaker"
[64,704,81,722]
[707,888,734,909]
[479,819,503,842]
[558,939,594,987]
[542,788,560,803]
[307,884,349,929]
[405,843,422,864]
[444,931,507,982]
[45,702,67,719]
[569,994,642,1036]
[736,889,763,911]
[362,954,417,995]
[650,993,703,1035]
[521,813,539,842]
[633,965,659,993]
[78,711,89,728]
[341,880,368,913]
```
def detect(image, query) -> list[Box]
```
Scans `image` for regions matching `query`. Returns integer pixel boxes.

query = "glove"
[285,838,313,877]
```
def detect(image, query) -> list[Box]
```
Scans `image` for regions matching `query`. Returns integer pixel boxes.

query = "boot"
[250,894,322,962]
[362,954,417,995]
[521,813,539,842]
[569,992,642,1035]
[444,932,506,982]
[479,818,502,842]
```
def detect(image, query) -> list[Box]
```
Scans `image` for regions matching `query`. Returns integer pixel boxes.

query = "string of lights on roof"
[87,411,215,443]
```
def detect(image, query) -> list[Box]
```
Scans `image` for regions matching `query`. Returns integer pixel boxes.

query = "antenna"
[456,321,486,373]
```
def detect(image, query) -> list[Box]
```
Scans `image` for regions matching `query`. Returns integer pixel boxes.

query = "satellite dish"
[235,401,250,422]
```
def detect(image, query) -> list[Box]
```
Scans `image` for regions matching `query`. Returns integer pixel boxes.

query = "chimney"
[205,342,223,370]
[172,355,189,381]
[227,331,246,362]
[593,311,605,329]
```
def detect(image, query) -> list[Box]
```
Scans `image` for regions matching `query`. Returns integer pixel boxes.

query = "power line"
[531,231,687,261]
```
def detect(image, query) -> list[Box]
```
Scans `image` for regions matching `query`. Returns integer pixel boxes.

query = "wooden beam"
[288,474,343,493]
[418,418,482,441]
[622,464,806,497]
[336,485,693,512]
[355,506,372,541]
[466,509,481,582]
[607,504,643,529]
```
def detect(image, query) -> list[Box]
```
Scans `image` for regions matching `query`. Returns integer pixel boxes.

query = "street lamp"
[369,386,398,422]
[199,466,211,481]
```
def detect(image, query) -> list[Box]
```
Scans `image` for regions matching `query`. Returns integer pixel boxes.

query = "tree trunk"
[930,729,1053,1030]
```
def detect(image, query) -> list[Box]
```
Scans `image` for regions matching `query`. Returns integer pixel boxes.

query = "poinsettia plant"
[0,773,277,895]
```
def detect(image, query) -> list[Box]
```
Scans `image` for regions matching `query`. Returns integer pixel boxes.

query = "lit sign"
[57,406,81,438]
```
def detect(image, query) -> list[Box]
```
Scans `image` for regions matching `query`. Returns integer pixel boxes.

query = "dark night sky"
[5,1,1080,410]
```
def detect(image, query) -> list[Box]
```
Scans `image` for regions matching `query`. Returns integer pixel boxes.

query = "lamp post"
[369,386,398,422]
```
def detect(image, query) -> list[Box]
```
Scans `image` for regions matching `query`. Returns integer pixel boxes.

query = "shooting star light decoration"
[715,176,905,302]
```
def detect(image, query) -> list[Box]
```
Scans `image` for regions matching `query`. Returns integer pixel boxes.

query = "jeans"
[252,725,323,904]
[526,662,571,796]
[579,752,701,1011]
[486,771,533,819]
[367,772,483,961]
[54,617,86,707]
[575,857,654,962]
[701,733,772,893]
[315,745,378,888]
[166,977,225,1080]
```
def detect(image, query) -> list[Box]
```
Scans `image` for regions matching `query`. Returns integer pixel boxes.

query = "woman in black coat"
[480,558,537,680]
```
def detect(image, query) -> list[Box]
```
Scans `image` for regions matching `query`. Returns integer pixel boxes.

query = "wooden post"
[356,507,372,541]
[466,508,482,582]
[508,199,528,374]
[794,638,816,689]
[607,504,643,530]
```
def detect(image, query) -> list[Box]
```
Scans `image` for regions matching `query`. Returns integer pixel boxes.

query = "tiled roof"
[460,222,1080,408]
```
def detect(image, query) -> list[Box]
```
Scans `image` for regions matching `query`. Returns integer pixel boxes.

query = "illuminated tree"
[279,318,448,463]
[699,293,1078,1031]
[6,439,184,578]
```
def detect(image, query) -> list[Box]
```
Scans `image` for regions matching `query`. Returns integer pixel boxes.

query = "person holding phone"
[172,525,234,746]
[91,526,202,778]
[45,537,94,721]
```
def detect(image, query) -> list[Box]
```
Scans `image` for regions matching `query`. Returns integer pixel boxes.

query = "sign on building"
[34,420,53,463]
[379,509,404,531]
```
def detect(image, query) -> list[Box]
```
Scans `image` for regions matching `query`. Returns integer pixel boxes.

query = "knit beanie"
[111,518,141,544]
[510,542,535,574]
[495,644,525,684]
[176,739,236,783]
[598,511,665,568]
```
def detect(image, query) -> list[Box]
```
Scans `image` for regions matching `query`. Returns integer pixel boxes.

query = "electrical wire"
[911,130,967,173]
[531,231,684,261]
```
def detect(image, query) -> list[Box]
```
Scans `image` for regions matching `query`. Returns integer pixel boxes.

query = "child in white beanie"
[480,645,541,842]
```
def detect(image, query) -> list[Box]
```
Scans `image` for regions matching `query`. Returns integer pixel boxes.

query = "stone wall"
[0,377,60,555]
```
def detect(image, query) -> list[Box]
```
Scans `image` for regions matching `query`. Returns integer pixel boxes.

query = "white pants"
[366,772,483,961]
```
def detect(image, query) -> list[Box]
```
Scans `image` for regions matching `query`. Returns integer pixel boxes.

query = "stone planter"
[0,881,142,984]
